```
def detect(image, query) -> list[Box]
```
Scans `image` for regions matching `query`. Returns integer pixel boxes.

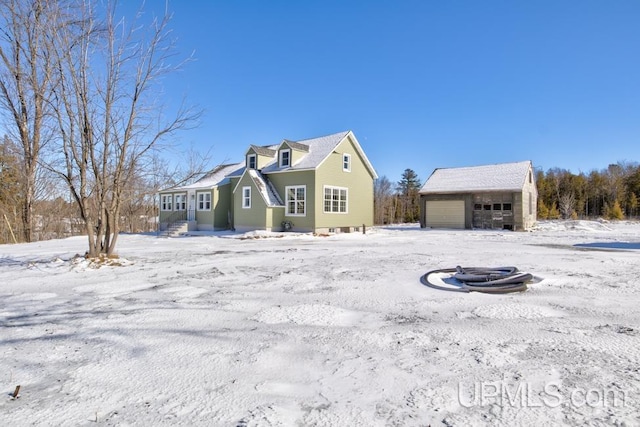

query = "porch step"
[160,221,189,237]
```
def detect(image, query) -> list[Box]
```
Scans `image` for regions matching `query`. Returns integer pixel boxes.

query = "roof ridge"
[292,130,349,144]
[438,160,531,170]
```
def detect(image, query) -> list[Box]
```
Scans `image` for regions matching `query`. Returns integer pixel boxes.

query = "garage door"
[425,200,465,228]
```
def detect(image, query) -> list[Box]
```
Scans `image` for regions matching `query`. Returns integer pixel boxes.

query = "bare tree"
[48,1,199,257]
[558,192,575,219]
[0,0,56,242]
[374,175,393,224]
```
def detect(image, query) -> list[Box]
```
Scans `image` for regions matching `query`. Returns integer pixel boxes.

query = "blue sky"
[131,0,640,184]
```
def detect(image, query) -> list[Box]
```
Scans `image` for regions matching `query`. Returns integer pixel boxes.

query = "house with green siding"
[158,130,377,234]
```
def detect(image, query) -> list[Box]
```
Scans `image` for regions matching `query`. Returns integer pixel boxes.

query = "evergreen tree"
[537,199,549,219]
[548,203,561,219]
[605,200,624,220]
[396,169,421,223]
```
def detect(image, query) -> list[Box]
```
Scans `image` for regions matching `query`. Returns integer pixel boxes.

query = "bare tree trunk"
[0,0,55,242]
[46,1,199,258]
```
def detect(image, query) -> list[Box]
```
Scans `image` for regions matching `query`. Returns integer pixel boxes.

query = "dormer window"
[343,154,351,172]
[247,154,256,169]
[279,149,291,168]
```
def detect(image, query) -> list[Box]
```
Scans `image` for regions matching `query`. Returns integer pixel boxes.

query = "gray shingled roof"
[249,145,277,157]
[261,131,350,173]
[283,141,310,152]
[419,161,533,194]
[162,130,377,194]
[162,162,244,191]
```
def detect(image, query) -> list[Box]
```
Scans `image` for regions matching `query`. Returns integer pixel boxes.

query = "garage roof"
[419,161,533,194]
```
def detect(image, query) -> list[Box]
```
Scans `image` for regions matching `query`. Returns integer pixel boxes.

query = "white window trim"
[323,185,348,214]
[197,192,211,211]
[242,186,251,209]
[285,185,306,217]
[161,194,173,211]
[247,154,257,169]
[279,149,291,168]
[174,193,187,211]
[343,153,351,172]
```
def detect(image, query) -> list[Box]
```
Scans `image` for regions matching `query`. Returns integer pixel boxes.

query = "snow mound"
[533,220,613,233]
[473,303,564,319]
[69,254,134,270]
[252,304,360,326]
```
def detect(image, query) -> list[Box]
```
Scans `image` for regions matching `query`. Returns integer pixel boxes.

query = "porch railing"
[164,209,187,226]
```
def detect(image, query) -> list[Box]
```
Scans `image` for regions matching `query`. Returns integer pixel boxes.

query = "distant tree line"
[374,161,640,226]
[0,135,168,244]
[536,161,640,220]
[374,168,421,224]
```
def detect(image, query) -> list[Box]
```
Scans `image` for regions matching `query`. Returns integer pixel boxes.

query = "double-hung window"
[343,154,351,172]
[175,194,186,210]
[285,185,306,216]
[197,192,211,211]
[323,186,347,213]
[279,149,291,168]
[247,154,256,169]
[161,195,172,211]
[242,186,251,208]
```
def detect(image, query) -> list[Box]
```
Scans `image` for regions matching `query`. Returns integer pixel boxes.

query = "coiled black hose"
[420,266,533,293]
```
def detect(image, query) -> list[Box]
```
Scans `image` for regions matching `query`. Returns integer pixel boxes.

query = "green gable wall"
[314,136,374,229]
[233,173,268,231]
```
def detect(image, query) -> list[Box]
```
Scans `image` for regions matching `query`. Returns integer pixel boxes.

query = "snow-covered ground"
[1,220,639,426]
